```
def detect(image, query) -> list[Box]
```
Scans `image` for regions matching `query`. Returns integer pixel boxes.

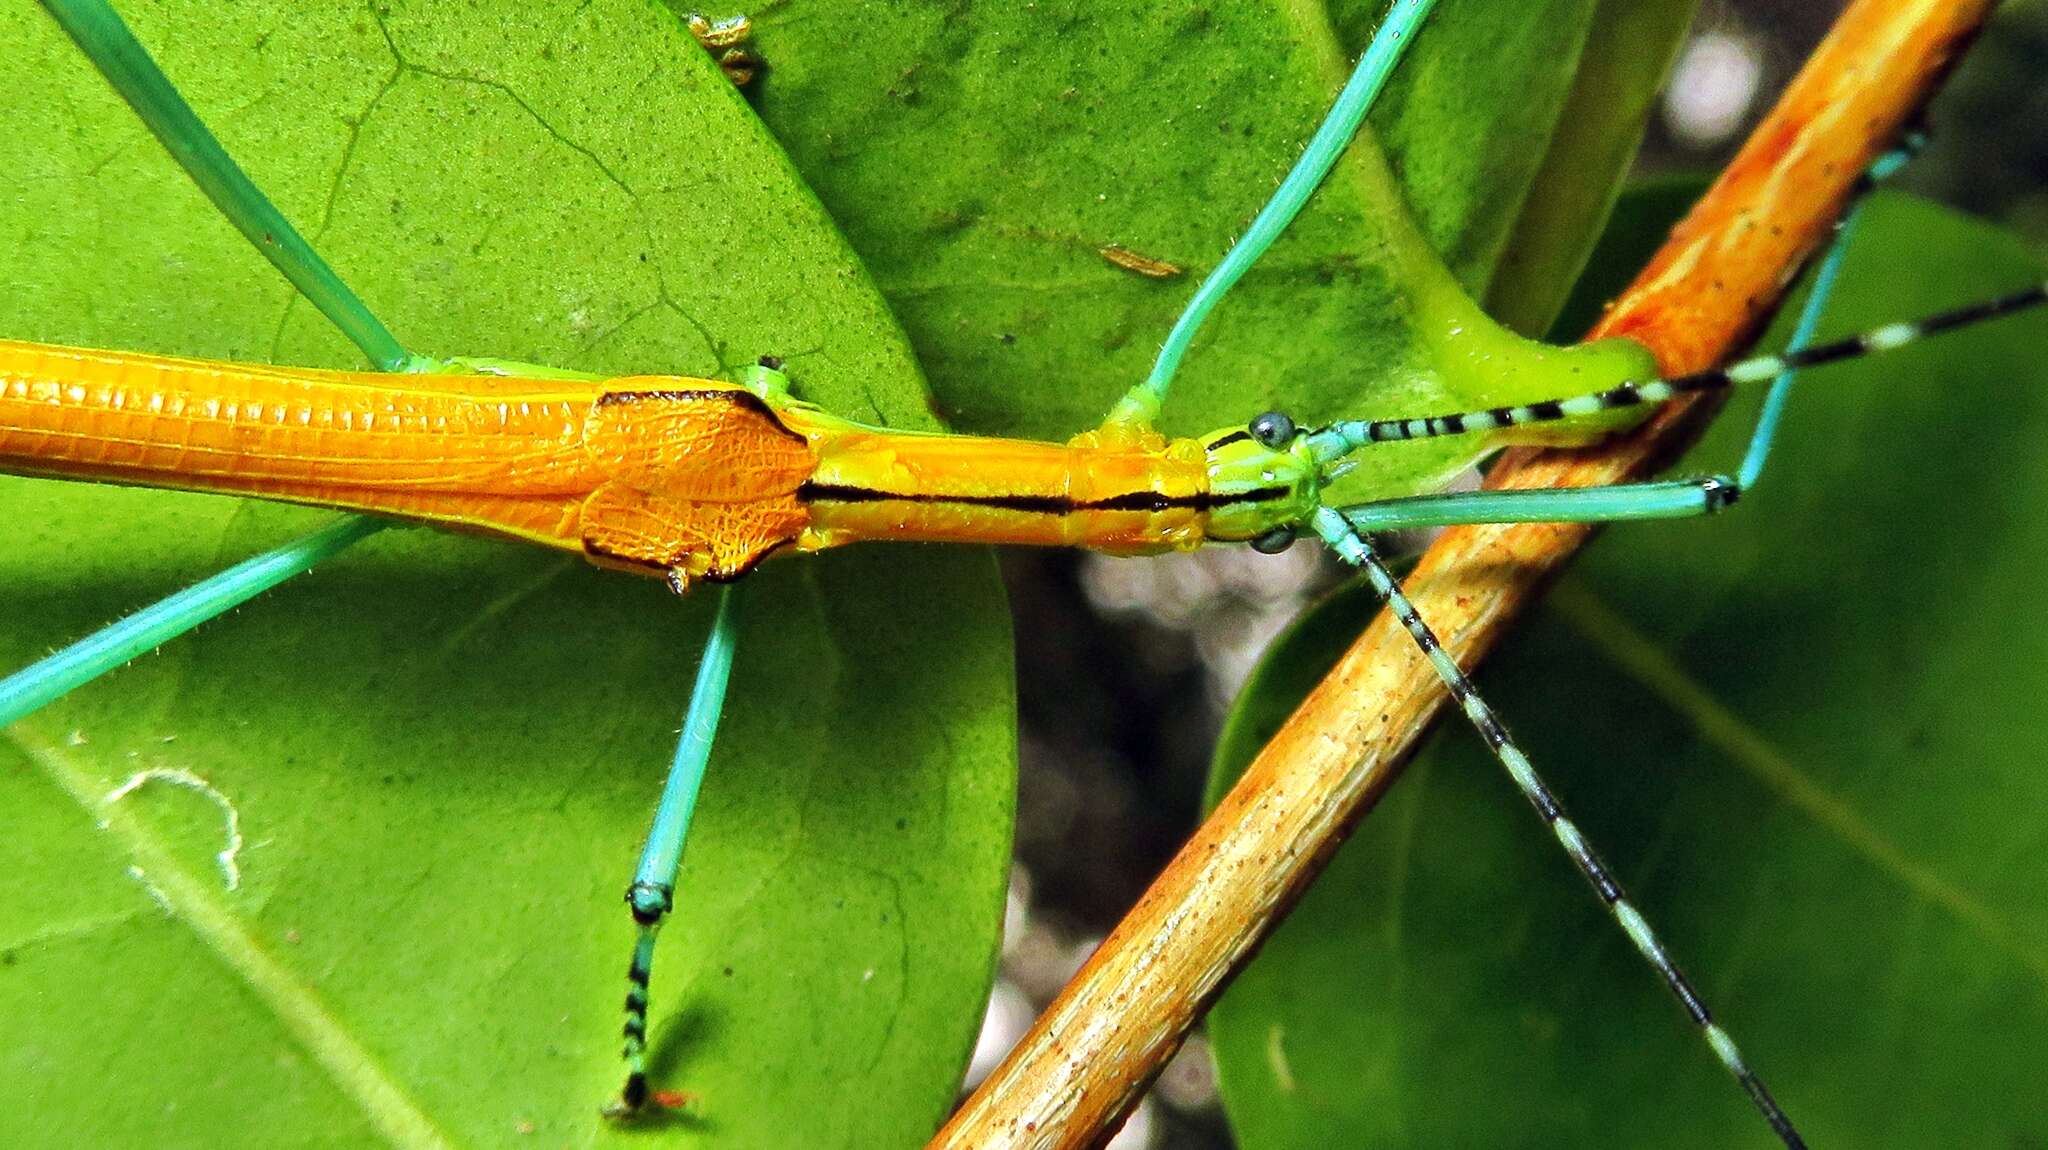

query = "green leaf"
[1205,195,2048,1146]
[740,0,1692,498]
[0,3,1010,1147]
[1479,0,1696,332]
[0,0,1710,1143]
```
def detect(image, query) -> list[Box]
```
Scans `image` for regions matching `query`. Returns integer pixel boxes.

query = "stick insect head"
[1200,410,1322,553]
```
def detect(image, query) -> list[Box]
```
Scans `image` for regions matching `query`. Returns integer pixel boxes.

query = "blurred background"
[970,2,2048,1145]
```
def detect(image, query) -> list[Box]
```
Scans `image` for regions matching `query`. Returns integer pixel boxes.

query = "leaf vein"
[1553,583,2048,990]
[6,722,458,1150]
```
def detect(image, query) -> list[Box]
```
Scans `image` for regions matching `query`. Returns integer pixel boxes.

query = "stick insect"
[0,2,2039,1145]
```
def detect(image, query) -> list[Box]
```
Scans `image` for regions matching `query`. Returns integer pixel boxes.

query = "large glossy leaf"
[0,3,1011,1147]
[1206,195,2048,1146]
[0,0,1707,1145]
[737,0,1694,479]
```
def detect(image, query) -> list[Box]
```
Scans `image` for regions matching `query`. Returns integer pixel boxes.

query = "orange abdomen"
[0,339,607,549]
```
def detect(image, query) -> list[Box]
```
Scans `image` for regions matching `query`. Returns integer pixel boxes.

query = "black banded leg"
[1307,507,1806,1149]
[604,885,671,1118]
[602,585,744,1118]
[1305,278,2048,461]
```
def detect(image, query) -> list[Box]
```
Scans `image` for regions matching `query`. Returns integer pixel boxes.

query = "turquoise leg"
[1306,506,1805,1147]
[1296,136,1969,1150]
[1338,476,1738,535]
[40,0,413,371]
[1734,131,1922,488]
[1104,0,1441,428]
[0,517,383,728]
[1733,226,1854,489]
[9,1,438,718]
[604,583,744,1119]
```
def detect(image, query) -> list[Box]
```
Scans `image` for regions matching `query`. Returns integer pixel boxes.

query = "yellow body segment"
[0,339,1231,582]
[794,422,1213,555]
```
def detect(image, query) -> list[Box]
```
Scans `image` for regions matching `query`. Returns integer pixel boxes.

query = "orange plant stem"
[933,2,1996,1146]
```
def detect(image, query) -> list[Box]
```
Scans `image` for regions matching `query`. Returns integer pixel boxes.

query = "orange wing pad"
[580,484,809,582]
[578,386,817,580]
[582,384,814,497]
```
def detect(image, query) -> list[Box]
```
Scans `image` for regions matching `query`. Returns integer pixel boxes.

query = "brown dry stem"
[933,2,1999,1147]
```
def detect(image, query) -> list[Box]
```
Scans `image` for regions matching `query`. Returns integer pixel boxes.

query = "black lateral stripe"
[800,483,1069,514]
[1205,429,1253,450]
[798,481,1289,513]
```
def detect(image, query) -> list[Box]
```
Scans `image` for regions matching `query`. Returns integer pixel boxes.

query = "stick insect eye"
[1250,526,1296,555]
[1248,410,1296,449]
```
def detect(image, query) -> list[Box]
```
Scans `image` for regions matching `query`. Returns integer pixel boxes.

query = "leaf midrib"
[1551,581,2048,988]
[7,720,456,1150]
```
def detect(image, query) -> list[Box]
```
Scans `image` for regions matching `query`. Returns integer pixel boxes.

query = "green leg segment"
[1340,476,1736,535]
[1104,0,1441,428]
[1305,138,1954,468]
[739,358,796,402]
[606,584,744,1118]
[7,0,430,721]
[1331,222,1849,536]
[0,516,383,728]
[1308,271,2048,460]
[40,0,413,371]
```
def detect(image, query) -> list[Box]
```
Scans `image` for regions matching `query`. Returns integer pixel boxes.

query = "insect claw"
[600,1083,645,1121]
[600,1079,696,1121]
[1698,474,1741,511]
